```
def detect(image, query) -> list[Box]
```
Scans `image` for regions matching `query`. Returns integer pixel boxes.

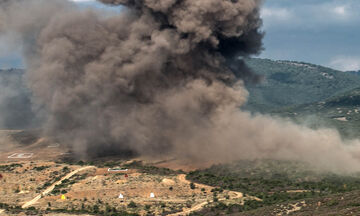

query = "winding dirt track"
[169,174,247,216]
[19,169,258,215]
[21,166,95,209]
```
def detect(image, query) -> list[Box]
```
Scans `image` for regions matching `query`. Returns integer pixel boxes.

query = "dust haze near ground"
[1,0,360,172]
[0,132,13,151]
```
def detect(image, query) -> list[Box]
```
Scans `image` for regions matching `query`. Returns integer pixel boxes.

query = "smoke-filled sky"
[3,0,360,172]
[1,0,360,71]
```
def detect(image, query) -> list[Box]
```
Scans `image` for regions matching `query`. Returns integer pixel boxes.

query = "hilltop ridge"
[244,58,360,112]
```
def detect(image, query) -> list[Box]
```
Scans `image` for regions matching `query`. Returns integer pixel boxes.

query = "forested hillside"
[244,58,360,112]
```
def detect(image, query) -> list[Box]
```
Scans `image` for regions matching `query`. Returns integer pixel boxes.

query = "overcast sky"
[261,0,360,71]
[1,0,360,71]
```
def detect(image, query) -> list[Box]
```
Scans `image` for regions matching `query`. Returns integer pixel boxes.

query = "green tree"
[128,201,137,208]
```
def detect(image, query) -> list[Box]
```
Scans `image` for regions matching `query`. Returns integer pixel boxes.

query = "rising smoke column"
[2,0,360,172]
[1,0,264,156]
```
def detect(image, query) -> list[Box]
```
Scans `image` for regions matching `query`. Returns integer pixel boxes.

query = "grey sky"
[261,0,360,71]
[1,0,360,71]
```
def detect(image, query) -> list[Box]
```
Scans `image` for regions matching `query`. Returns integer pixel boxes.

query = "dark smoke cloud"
[2,0,263,155]
[2,0,360,172]
[99,0,264,82]
[0,69,34,129]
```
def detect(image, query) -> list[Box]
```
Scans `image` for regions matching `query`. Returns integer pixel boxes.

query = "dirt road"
[170,200,209,216]
[21,166,95,209]
[170,174,246,216]
[176,174,244,198]
[176,174,213,190]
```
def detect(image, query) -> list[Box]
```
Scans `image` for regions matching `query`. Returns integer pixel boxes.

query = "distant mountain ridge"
[244,58,360,112]
[271,87,360,139]
[1,59,360,131]
[239,59,360,138]
[346,70,360,76]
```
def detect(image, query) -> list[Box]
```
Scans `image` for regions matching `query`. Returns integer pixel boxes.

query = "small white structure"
[47,143,60,148]
[118,193,124,199]
[8,153,33,159]
[108,167,128,172]
[150,193,155,198]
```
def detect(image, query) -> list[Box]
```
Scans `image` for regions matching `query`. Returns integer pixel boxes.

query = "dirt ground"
[38,167,245,215]
[0,130,254,215]
[0,160,248,215]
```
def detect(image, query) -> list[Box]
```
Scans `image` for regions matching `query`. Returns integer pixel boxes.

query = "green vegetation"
[244,58,360,112]
[187,160,360,213]
[32,165,50,171]
[0,202,138,216]
[0,163,22,172]
[0,203,30,215]
[273,87,360,139]
[51,173,88,195]
[190,200,265,216]
[127,201,137,208]
[241,58,360,139]
[47,205,138,216]
[37,166,74,191]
